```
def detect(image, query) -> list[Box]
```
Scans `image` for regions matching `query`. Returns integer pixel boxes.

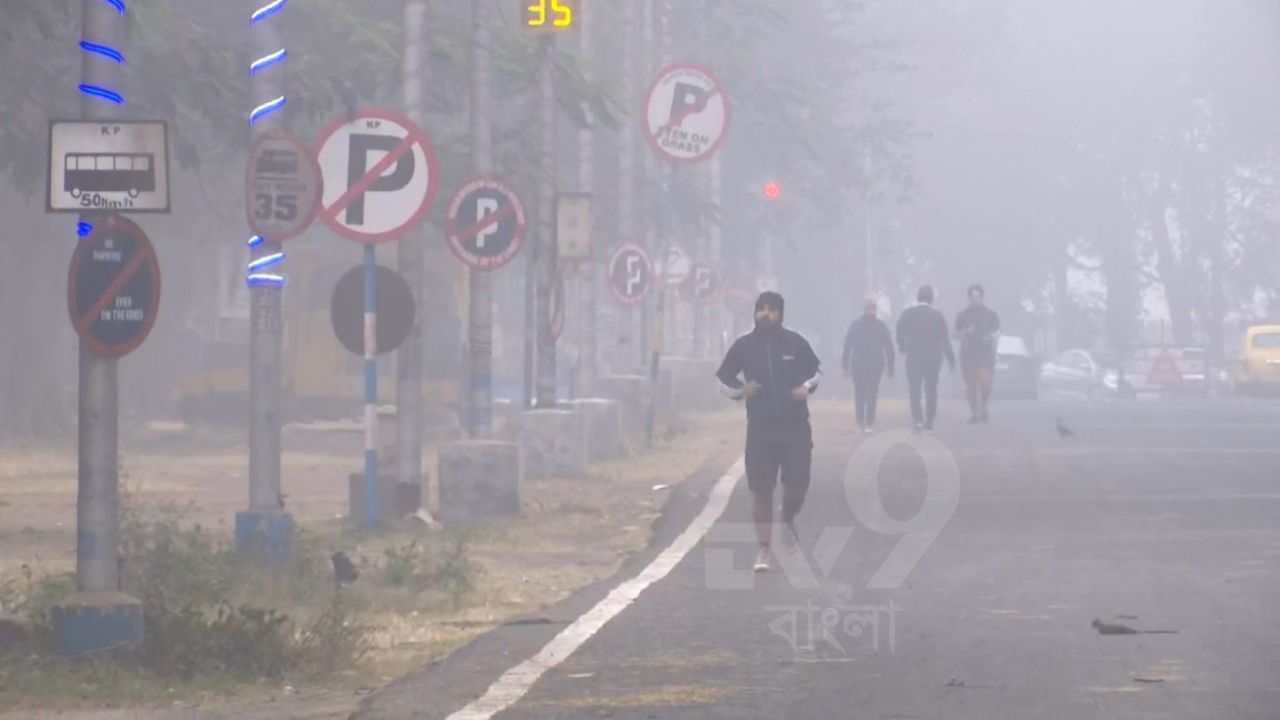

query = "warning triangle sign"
[1146,354,1183,385]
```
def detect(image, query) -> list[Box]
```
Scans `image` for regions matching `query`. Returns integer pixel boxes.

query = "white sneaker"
[863,426,874,435]
[753,548,772,572]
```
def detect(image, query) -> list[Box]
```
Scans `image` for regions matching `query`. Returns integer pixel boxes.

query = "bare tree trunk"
[1147,175,1194,345]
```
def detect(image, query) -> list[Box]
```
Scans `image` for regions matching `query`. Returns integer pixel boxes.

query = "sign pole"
[363,245,380,528]
[535,35,559,408]
[398,0,427,492]
[238,0,293,560]
[76,0,124,600]
[52,0,145,656]
[577,0,598,392]
[469,0,494,436]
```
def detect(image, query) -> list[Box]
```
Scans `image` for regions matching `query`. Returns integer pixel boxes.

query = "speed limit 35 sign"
[245,131,322,242]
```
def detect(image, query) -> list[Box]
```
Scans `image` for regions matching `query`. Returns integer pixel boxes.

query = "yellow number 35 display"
[524,0,573,29]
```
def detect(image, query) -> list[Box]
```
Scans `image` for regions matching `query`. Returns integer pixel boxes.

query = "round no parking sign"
[644,63,730,165]
[67,213,161,358]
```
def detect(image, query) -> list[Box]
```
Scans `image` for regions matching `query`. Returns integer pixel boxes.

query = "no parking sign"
[314,108,439,244]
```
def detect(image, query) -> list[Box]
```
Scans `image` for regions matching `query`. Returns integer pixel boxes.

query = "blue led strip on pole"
[246,0,288,287]
[76,0,127,240]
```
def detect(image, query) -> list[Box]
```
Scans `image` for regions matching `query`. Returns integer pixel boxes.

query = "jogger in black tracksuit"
[842,299,895,433]
[716,292,821,572]
[895,285,955,433]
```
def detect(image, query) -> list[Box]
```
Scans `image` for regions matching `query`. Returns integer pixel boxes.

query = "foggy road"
[358,399,1280,720]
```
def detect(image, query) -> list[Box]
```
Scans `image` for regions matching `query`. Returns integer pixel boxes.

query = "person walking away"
[954,284,1001,423]
[716,291,821,572]
[895,285,955,433]
[842,298,895,434]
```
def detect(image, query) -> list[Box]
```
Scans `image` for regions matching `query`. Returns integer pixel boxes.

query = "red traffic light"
[763,181,782,200]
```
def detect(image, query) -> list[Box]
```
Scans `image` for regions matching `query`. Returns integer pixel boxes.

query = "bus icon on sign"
[64,152,156,198]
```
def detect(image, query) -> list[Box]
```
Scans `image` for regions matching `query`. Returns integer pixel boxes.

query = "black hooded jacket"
[715,325,821,429]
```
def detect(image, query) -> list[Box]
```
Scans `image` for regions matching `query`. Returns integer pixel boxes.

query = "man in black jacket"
[716,291,821,572]
[895,285,955,433]
[842,298,895,434]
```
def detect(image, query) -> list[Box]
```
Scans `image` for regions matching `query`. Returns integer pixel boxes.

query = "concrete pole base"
[234,509,296,563]
[560,398,624,461]
[438,441,522,524]
[517,409,588,478]
[52,591,143,656]
[593,374,650,441]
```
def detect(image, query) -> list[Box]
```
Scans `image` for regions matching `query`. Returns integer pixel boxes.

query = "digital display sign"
[521,0,574,30]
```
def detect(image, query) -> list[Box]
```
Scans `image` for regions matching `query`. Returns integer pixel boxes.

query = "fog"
[1,1,1279,713]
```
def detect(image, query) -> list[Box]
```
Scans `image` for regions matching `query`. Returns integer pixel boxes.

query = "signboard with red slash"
[644,63,730,165]
[315,108,439,244]
[67,213,161,358]
[444,176,527,270]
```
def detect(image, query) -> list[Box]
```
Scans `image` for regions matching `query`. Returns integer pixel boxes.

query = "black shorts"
[745,424,813,496]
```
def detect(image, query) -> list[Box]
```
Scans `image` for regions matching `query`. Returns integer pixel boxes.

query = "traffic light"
[763,180,782,200]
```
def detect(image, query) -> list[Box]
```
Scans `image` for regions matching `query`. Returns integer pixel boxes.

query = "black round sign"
[329,265,416,356]
[608,244,651,306]
[67,213,161,359]
[445,177,527,270]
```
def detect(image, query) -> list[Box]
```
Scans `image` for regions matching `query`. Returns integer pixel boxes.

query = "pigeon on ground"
[1056,417,1075,439]
[331,551,359,588]
[1092,618,1178,635]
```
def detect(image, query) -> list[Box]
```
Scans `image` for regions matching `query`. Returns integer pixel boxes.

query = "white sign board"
[47,120,170,213]
[315,108,439,245]
[644,64,730,165]
[659,244,691,286]
[556,192,593,260]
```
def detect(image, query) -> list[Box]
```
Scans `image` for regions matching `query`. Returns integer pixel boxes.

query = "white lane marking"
[446,457,746,720]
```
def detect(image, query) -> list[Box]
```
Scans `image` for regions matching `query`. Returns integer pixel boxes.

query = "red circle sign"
[444,176,527,270]
[314,108,439,245]
[67,213,161,359]
[643,63,731,165]
[608,244,652,306]
[245,130,322,242]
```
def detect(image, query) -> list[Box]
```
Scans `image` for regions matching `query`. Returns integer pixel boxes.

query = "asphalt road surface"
[358,398,1280,720]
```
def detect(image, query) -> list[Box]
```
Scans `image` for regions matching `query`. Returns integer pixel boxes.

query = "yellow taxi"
[1235,324,1280,395]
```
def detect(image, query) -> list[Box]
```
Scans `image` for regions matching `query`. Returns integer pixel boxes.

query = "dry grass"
[0,408,744,715]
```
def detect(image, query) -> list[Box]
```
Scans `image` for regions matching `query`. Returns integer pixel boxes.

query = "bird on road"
[331,551,359,588]
[1092,618,1178,635]
[1056,417,1075,439]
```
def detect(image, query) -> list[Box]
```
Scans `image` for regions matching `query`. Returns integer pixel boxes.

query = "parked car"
[1039,348,1105,399]
[1096,345,1232,398]
[992,335,1040,399]
[1234,324,1280,396]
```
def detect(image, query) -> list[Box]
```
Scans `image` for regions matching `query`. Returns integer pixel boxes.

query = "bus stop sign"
[47,120,170,213]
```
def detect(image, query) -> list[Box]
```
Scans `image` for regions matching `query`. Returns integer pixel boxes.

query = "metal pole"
[76,0,124,594]
[864,147,873,299]
[638,0,655,370]
[363,245,379,527]
[247,0,286,517]
[535,35,558,407]
[578,0,598,391]
[709,153,724,357]
[397,0,426,484]
[469,0,494,435]
[616,1,638,373]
